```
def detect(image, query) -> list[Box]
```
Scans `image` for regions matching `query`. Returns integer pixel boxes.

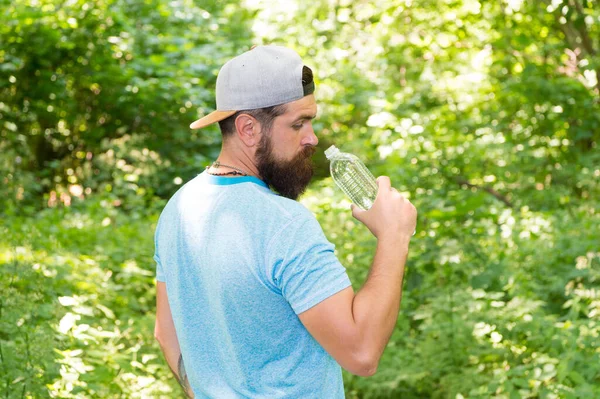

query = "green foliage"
[1,0,599,397]
[0,196,182,397]
[1,0,253,210]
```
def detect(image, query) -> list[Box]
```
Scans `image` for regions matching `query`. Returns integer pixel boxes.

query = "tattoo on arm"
[177,353,194,398]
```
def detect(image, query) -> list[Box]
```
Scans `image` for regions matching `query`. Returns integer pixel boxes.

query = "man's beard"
[256,134,316,200]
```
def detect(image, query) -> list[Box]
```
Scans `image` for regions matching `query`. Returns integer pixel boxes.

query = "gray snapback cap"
[189,45,310,130]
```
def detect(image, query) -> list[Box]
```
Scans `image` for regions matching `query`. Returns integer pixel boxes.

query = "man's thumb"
[351,204,362,220]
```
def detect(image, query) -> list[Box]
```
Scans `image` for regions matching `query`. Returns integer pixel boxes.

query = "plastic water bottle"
[325,145,378,210]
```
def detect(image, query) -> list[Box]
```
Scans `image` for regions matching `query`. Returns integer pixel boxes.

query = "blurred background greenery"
[1,0,599,397]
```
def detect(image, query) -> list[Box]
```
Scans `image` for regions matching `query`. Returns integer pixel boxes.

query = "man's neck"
[209,145,261,179]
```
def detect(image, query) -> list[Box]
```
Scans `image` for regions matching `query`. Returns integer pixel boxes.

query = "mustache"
[301,146,316,159]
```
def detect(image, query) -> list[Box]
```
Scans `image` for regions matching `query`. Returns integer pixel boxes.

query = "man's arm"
[298,177,417,376]
[155,281,194,398]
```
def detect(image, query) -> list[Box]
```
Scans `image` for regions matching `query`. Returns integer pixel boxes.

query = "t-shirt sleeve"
[154,220,166,283]
[154,251,165,282]
[265,212,352,315]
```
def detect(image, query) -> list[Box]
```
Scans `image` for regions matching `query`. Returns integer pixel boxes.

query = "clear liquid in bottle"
[325,145,378,210]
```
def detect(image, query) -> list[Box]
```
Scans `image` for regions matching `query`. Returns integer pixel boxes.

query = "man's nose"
[302,124,318,146]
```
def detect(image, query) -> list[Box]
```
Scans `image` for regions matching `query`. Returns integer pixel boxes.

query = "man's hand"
[351,176,417,241]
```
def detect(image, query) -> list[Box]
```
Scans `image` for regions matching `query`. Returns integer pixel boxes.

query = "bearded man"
[153,45,417,398]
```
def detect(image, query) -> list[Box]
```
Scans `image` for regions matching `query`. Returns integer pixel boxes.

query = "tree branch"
[455,178,514,208]
[569,0,600,97]
[570,0,596,56]
[546,0,600,98]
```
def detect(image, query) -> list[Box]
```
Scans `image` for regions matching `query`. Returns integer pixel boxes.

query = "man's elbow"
[355,358,378,377]
[346,350,379,377]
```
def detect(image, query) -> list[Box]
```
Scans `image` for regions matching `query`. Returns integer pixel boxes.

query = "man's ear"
[234,113,261,147]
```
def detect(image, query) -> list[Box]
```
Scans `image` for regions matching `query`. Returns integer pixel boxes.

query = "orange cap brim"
[189,110,237,129]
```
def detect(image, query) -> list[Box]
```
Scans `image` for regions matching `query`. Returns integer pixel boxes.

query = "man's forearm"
[157,342,194,398]
[177,353,194,398]
[351,236,410,365]
[156,281,194,397]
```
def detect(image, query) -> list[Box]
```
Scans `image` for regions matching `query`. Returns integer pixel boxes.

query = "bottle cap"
[324,145,339,160]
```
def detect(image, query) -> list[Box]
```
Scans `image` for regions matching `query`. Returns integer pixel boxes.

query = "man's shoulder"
[256,191,315,222]
[163,175,317,225]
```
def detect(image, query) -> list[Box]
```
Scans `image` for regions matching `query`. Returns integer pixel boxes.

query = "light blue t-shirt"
[154,171,352,398]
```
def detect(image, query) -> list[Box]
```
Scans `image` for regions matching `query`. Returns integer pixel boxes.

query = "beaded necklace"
[206,161,249,177]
